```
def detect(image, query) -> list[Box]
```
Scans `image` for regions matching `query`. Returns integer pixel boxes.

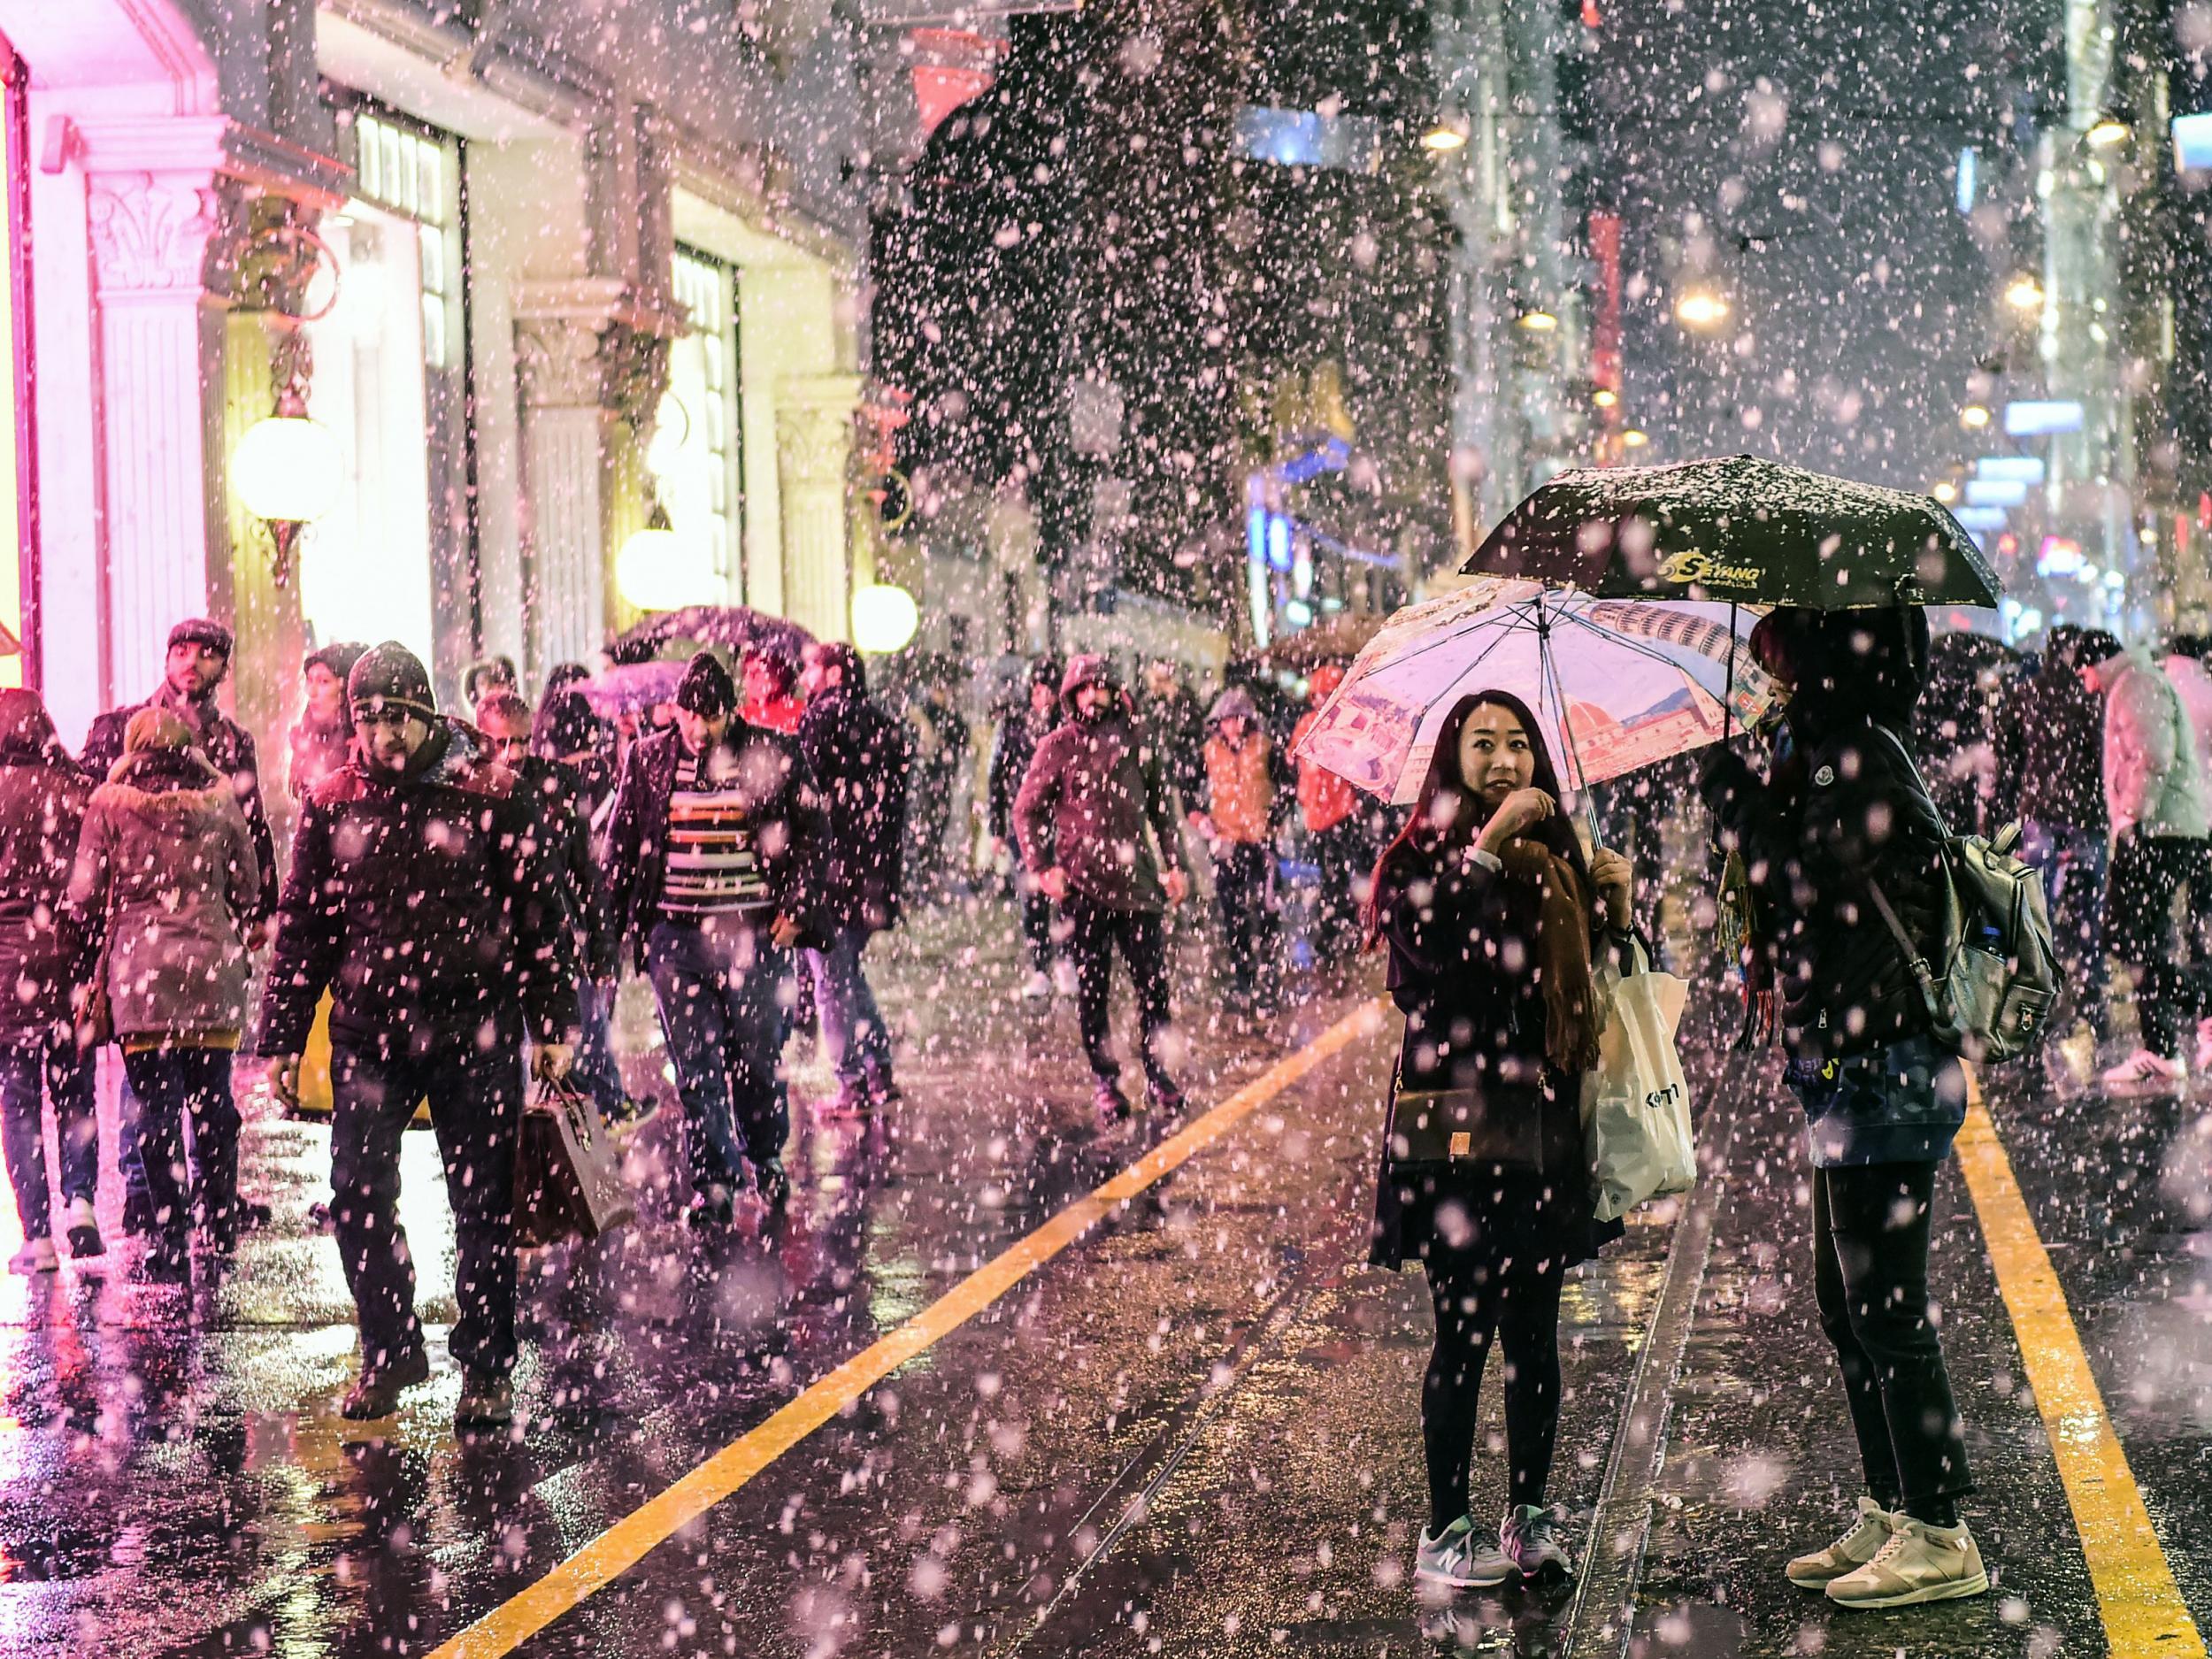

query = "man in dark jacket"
[82,617,280,1236]
[261,643,578,1430]
[987,658,1064,998]
[0,690,98,1270]
[1699,606,1985,1606]
[1136,660,1204,818]
[796,642,910,1114]
[2001,625,2116,1039]
[603,652,825,1220]
[1014,655,1190,1125]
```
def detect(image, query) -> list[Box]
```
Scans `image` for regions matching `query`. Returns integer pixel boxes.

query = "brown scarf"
[1497,838,1602,1072]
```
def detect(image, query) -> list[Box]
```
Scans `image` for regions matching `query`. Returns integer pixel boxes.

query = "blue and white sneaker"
[1415,1515,1517,1589]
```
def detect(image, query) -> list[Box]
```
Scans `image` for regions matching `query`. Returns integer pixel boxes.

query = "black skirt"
[1367,1069,1622,1272]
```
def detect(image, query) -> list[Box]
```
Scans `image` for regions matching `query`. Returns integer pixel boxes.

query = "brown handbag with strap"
[1382,1067,1548,1171]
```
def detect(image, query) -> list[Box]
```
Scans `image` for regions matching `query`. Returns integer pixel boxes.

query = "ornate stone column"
[513,279,674,672]
[776,373,863,642]
[81,127,229,697]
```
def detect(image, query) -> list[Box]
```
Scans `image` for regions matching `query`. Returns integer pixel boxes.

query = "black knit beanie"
[348,641,437,721]
[304,640,370,684]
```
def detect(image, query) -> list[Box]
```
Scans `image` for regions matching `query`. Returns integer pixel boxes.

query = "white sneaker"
[2101,1048,2186,1094]
[1824,1514,1988,1609]
[1020,969,1052,1002]
[8,1236,57,1274]
[1786,1496,1897,1587]
[1052,959,1081,998]
[1413,1515,1517,1590]
[1500,1503,1577,1583]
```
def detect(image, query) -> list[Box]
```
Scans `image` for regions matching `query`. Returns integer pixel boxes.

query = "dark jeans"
[804,926,894,1091]
[1420,1223,1569,1532]
[1017,871,1057,973]
[329,1029,522,1376]
[1813,1161,1972,1511]
[570,979,624,1117]
[2105,832,2212,1056]
[120,1047,238,1246]
[647,917,790,1190]
[1309,818,1368,955]
[1211,841,1277,1002]
[2022,820,2108,1036]
[0,1038,97,1239]
[1064,897,1175,1090]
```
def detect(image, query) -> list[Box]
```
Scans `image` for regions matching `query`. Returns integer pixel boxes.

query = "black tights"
[1421,1242,1568,1534]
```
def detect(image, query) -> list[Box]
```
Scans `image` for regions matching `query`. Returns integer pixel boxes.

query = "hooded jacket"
[1014,666,1184,910]
[257,718,578,1056]
[0,695,92,1045]
[797,681,911,936]
[70,748,260,1042]
[1701,608,1951,1063]
[2101,648,2209,841]
[82,683,278,923]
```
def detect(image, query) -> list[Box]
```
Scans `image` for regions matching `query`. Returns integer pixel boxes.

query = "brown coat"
[69,749,259,1042]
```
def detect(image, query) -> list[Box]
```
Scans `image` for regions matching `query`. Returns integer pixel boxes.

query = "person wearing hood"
[796,641,912,1115]
[1701,605,1987,1611]
[69,709,261,1280]
[1371,690,1634,1592]
[1013,655,1190,1125]
[1188,685,1292,1012]
[288,641,371,802]
[259,643,580,1428]
[602,651,827,1223]
[2093,641,2212,1090]
[987,658,1068,1000]
[0,690,99,1271]
[81,618,280,1240]
[1292,664,1370,955]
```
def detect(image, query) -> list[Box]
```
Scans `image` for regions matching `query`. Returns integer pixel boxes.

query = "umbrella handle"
[1724,601,1738,744]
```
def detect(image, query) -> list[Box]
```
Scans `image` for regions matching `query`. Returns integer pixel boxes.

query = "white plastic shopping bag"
[1582,938,1695,1222]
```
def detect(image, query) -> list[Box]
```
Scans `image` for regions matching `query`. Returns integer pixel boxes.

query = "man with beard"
[82,618,280,1236]
[261,643,577,1428]
[1014,656,1190,1125]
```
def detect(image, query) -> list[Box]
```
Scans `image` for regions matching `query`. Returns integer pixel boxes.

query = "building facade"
[0,0,883,757]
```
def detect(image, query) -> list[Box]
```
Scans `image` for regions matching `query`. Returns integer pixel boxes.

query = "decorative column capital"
[85,171,225,300]
[513,279,683,426]
[776,373,864,486]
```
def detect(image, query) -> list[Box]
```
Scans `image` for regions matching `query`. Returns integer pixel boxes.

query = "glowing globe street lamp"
[850,583,920,655]
[616,499,721,612]
[233,388,342,588]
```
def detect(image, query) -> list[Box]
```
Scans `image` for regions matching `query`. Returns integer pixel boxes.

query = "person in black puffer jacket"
[1700,604,1988,1609]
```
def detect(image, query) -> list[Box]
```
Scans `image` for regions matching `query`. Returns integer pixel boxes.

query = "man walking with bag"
[260,643,577,1429]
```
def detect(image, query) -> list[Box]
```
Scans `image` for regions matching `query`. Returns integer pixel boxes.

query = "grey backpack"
[1864,730,2060,1066]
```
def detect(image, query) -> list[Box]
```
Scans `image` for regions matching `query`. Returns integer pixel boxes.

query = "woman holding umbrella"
[1371,690,1637,1590]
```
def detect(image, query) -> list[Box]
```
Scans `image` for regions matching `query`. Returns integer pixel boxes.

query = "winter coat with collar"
[2164,654,2212,816]
[797,684,910,938]
[2005,657,2108,833]
[601,720,829,968]
[1198,727,1291,845]
[257,718,578,1056]
[82,686,278,923]
[0,746,92,1045]
[70,749,260,1042]
[2101,648,2209,841]
[1013,708,1184,911]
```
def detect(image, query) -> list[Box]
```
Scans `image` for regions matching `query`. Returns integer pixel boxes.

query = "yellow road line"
[428,998,1390,1659]
[1957,1071,2206,1658]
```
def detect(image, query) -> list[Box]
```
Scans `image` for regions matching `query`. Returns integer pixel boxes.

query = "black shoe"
[237,1200,273,1233]
[340,1346,432,1419]
[866,1071,904,1110]
[686,1185,735,1230]
[65,1224,105,1260]
[135,1239,190,1283]
[1094,1080,1133,1128]
[120,1190,156,1239]
[753,1159,791,1209]
[1146,1076,1186,1116]
[454,1370,514,1431]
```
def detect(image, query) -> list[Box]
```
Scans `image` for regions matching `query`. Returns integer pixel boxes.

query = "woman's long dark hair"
[1364,689,1588,942]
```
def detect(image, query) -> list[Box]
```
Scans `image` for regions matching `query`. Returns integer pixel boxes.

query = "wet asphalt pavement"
[0,900,2206,1657]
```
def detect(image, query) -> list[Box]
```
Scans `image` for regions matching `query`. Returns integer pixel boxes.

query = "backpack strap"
[1864,876,1946,1031]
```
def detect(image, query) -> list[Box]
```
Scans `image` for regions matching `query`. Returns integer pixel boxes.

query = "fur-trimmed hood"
[94,748,235,830]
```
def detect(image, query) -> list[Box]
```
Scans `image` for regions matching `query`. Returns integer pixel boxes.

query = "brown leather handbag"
[1383,1070,1548,1170]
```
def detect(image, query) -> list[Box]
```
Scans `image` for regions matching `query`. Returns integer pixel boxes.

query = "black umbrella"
[1464,455,2001,608]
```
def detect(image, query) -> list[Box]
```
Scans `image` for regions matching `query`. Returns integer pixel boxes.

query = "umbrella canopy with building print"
[1464,455,2001,608]
[1292,579,1775,803]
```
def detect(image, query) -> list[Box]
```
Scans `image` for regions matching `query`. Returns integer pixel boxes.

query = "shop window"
[664,247,745,596]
